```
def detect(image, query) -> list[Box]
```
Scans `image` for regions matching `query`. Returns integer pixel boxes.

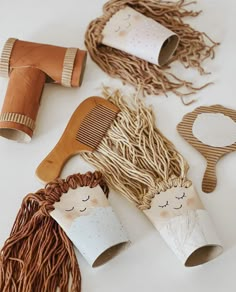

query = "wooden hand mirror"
[177,105,236,193]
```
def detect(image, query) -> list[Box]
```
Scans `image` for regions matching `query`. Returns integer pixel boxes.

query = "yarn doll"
[85,0,219,101]
[0,171,128,291]
[80,89,223,266]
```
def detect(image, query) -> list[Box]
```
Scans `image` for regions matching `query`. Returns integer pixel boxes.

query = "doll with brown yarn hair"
[0,171,109,292]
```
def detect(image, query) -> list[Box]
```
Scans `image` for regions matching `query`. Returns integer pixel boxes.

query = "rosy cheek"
[119,30,127,37]
[187,197,195,206]
[91,198,98,205]
[66,212,79,221]
[160,210,169,218]
[66,213,74,220]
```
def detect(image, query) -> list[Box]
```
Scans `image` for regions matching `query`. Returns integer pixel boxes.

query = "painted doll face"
[50,185,109,230]
[50,185,129,267]
[143,185,204,230]
[108,8,141,37]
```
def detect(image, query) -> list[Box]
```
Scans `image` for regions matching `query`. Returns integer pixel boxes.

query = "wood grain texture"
[36,96,120,183]
[177,105,236,193]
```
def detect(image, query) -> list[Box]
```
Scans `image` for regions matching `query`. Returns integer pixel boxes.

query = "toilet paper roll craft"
[101,6,180,66]
[51,176,128,267]
[143,187,222,266]
[0,38,87,143]
[35,89,223,266]
[0,171,128,292]
[177,105,236,193]
[85,0,219,99]
[36,96,120,183]
[78,90,223,266]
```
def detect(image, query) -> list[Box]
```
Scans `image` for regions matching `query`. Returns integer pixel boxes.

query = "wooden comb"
[177,105,236,193]
[36,96,120,183]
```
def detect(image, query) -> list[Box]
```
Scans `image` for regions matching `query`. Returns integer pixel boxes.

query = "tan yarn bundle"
[85,0,219,99]
[81,89,192,210]
[0,171,109,292]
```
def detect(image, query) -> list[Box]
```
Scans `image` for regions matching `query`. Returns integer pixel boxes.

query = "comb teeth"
[76,104,118,149]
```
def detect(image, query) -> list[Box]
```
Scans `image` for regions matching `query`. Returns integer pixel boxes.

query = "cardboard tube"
[0,38,88,142]
[9,40,87,87]
[50,186,128,267]
[0,67,45,142]
[101,6,179,66]
[143,185,223,266]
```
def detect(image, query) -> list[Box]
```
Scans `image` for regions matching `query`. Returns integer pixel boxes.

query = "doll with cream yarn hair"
[80,88,223,266]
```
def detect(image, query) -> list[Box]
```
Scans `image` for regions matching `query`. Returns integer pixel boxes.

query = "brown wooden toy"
[0,38,87,142]
[177,105,236,193]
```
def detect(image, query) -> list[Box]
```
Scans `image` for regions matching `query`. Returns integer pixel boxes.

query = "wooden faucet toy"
[0,38,87,142]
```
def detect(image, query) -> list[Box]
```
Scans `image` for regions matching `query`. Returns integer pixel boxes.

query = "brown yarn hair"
[85,0,219,101]
[0,171,109,292]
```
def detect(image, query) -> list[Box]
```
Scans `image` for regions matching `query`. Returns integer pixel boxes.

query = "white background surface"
[0,0,236,291]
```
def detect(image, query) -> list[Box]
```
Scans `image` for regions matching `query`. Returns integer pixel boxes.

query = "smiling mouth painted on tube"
[173,204,183,210]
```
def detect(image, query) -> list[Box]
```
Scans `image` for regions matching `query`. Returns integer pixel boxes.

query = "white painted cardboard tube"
[101,6,179,66]
[143,185,223,266]
[50,186,128,267]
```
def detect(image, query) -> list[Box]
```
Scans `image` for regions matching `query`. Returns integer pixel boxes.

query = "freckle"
[134,15,140,21]
[119,30,127,37]
[160,211,169,218]
[187,198,195,206]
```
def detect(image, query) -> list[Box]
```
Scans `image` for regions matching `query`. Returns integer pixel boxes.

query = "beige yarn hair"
[85,0,219,101]
[81,88,192,210]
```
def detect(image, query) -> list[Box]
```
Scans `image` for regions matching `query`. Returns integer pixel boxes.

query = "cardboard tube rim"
[0,112,35,131]
[185,244,223,267]
[158,34,180,66]
[92,241,128,267]
[61,47,78,87]
[73,50,87,87]
[0,127,32,143]
[0,38,17,78]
